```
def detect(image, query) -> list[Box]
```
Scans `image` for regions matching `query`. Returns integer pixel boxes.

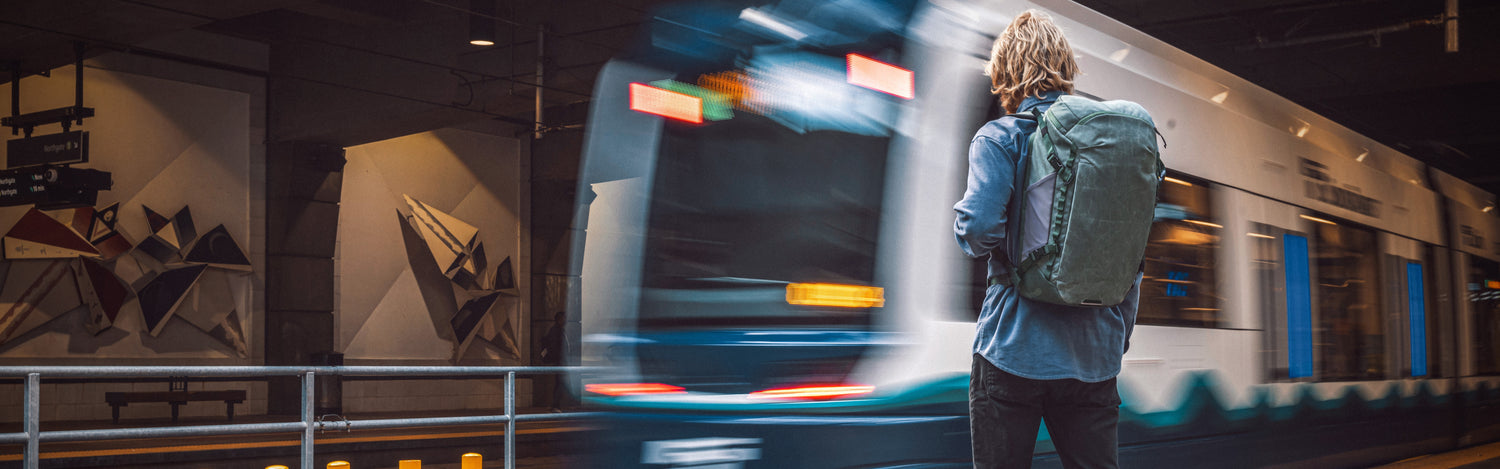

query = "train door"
[1460,250,1500,443]
[1246,201,1388,382]
[1230,188,1315,382]
[1380,234,1436,380]
[1468,254,1500,377]
[1442,195,1500,444]
[1250,224,1315,381]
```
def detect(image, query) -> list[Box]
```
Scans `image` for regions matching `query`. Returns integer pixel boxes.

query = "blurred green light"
[650,80,733,122]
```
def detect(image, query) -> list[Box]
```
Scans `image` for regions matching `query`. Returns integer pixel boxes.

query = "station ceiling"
[1,0,1496,195]
[1074,0,1500,197]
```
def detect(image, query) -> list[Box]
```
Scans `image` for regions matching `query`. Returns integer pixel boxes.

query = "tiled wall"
[342,379,533,414]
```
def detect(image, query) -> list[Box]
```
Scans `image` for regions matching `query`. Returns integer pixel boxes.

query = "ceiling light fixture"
[469,0,496,46]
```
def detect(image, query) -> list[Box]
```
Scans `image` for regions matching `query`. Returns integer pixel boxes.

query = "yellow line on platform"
[0,425,591,462]
[1375,441,1500,468]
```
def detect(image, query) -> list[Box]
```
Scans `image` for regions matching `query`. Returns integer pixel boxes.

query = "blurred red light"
[846,54,913,99]
[629,83,703,123]
[585,382,687,396]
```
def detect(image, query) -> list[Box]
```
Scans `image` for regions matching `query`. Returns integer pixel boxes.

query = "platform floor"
[1378,441,1500,469]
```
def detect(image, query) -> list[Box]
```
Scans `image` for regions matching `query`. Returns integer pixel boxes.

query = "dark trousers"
[970,354,1121,469]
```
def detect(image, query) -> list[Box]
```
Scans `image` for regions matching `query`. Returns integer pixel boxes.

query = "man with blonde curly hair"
[955,10,1139,469]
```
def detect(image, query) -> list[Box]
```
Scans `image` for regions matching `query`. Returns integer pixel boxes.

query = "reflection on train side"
[1475,257,1500,374]
[1143,173,1222,328]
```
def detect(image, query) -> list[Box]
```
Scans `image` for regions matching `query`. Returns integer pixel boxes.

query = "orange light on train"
[846,54,913,99]
[786,283,885,308]
[1488,280,1500,290]
[629,83,703,123]
[749,384,875,400]
[586,382,687,396]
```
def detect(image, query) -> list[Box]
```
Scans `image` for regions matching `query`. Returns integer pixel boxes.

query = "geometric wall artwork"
[0,203,253,356]
[0,65,253,365]
[184,225,252,270]
[401,195,520,362]
[74,257,131,335]
[0,258,73,345]
[4,208,101,259]
[137,263,207,337]
[85,204,133,261]
[135,205,194,264]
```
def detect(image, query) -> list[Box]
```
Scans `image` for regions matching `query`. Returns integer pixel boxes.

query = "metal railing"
[0,366,601,469]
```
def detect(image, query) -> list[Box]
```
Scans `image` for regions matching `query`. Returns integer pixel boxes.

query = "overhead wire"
[99,0,595,98]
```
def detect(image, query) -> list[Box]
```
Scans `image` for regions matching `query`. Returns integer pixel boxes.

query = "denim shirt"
[953,90,1140,383]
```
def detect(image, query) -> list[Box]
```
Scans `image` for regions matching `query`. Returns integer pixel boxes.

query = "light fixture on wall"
[469,0,496,46]
[1210,84,1229,104]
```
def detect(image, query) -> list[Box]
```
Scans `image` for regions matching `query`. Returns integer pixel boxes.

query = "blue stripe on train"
[1284,234,1313,379]
[1409,262,1427,377]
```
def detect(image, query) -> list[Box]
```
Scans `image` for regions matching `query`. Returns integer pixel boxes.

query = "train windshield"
[639,114,890,328]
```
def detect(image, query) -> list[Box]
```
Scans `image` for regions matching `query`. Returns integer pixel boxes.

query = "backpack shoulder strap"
[1009,108,1042,121]
[1000,110,1041,273]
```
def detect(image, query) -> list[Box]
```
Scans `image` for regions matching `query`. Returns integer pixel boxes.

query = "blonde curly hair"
[984,10,1078,114]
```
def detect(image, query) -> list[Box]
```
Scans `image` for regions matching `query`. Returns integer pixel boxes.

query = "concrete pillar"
[264,140,344,415]
[529,117,586,408]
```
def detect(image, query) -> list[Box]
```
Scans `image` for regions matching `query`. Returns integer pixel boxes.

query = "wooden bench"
[104,390,246,424]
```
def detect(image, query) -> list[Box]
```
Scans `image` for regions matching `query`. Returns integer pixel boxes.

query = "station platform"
[1378,441,1500,469]
[0,407,596,468]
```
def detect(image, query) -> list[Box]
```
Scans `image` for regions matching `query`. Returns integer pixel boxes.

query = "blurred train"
[567,0,1500,467]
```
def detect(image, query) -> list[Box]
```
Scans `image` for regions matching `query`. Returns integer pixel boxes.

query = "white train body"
[573,0,1500,466]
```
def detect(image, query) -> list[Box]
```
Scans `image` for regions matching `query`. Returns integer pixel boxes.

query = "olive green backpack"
[1005,95,1163,306]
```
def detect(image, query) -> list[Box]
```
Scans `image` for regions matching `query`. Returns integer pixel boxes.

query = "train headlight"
[785,283,884,308]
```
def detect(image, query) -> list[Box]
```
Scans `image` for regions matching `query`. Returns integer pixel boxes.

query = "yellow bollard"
[399,460,421,469]
[265,466,290,469]
[462,453,483,469]
[327,462,350,469]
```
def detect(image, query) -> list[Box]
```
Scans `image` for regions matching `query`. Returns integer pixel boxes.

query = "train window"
[1470,256,1500,375]
[1139,172,1222,327]
[638,112,889,327]
[1308,215,1384,381]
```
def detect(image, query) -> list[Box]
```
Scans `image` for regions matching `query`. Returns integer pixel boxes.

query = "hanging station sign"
[6,131,89,168]
[0,165,112,209]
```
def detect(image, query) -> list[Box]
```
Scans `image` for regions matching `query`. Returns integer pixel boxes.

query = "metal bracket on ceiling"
[1238,7,1458,53]
[2,41,94,137]
[1445,0,1459,53]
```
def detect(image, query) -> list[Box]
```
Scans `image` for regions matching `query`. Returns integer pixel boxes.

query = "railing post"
[23,373,39,469]
[505,371,515,469]
[302,371,316,469]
